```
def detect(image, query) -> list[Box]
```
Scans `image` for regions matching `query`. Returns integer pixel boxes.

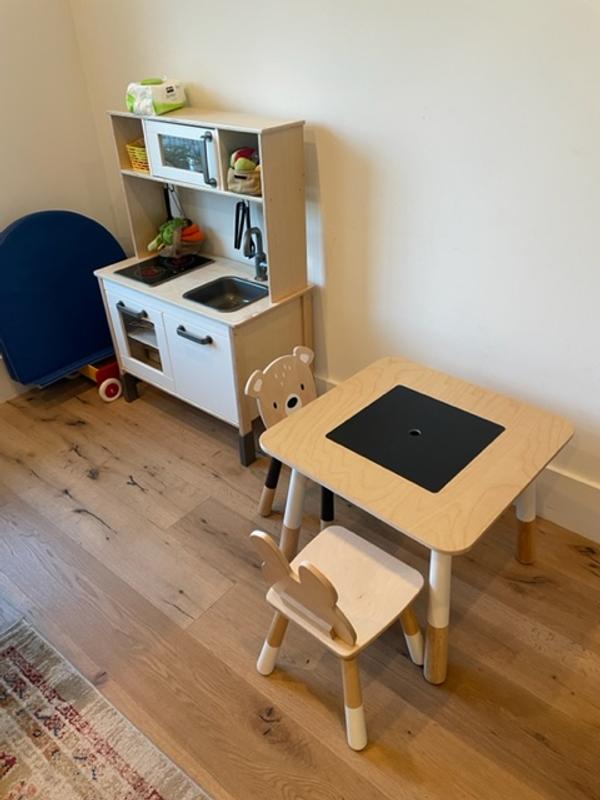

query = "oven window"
[158,134,204,173]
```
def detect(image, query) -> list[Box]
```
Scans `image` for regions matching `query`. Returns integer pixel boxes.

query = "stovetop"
[115,254,214,286]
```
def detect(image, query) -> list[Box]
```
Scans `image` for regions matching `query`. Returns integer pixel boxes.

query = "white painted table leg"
[516,481,537,565]
[424,550,452,685]
[280,469,307,559]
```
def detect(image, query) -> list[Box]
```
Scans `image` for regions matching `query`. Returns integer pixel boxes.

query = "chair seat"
[266,525,424,657]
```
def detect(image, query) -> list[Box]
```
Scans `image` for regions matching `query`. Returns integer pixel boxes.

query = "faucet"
[242,227,268,281]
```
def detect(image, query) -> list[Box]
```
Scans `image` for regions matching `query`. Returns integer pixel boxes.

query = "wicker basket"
[126,138,149,172]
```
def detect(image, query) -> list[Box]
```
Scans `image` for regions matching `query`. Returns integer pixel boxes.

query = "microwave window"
[158,134,204,173]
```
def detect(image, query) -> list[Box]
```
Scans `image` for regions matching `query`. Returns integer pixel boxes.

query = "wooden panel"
[260,126,308,302]
[121,172,167,259]
[110,114,145,171]
[110,109,305,135]
[261,357,574,554]
[231,297,305,434]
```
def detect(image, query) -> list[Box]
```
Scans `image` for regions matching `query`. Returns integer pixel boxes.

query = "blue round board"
[0,210,125,386]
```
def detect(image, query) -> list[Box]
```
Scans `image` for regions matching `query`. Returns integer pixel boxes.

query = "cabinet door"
[163,313,238,425]
[144,120,221,190]
[105,286,174,391]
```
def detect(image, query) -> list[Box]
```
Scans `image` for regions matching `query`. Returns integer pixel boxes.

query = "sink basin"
[183,276,268,313]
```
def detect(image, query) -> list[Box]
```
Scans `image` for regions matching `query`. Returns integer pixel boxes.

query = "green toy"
[148,217,188,251]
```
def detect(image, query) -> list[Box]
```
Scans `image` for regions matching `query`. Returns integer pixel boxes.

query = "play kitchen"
[95,105,312,465]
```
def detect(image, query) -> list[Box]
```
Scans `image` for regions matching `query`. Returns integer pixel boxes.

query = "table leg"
[280,469,307,560]
[424,550,452,685]
[516,482,536,565]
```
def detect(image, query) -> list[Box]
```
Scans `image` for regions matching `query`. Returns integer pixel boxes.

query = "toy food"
[148,218,205,251]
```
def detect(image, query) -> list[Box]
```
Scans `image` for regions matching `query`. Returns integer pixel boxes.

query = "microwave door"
[144,121,220,189]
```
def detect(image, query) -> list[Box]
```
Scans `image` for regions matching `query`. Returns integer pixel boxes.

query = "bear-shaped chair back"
[245,346,317,429]
[250,530,357,645]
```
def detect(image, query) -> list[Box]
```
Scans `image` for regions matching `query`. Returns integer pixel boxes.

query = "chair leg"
[320,486,334,530]
[340,657,367,751]
[399,605,424,666]
[258,458,282,517]
[257,612,289,676]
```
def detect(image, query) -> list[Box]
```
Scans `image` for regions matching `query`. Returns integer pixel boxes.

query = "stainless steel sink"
[183,276,268,313]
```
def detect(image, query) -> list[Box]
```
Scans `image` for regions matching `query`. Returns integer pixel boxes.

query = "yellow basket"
[126,138,149,172]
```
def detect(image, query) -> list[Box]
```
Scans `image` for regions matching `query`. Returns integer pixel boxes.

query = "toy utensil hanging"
[234,200,251,250]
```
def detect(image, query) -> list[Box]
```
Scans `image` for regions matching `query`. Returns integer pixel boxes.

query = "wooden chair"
[245,346,335,527]
[250,525,424,750]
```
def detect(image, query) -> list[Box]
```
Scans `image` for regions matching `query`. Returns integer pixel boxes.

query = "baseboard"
[315,373,598,543]
[0,359,26,403]
[537,467,600,544]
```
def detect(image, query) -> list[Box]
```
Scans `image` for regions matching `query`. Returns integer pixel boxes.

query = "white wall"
[0,0,116,400]
[16,0,600,537]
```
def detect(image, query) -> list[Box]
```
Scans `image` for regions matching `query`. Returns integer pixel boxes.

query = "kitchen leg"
[121,373,139,402]
[238,429,256,466]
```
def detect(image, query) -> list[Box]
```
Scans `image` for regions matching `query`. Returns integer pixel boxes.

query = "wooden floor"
[0,378,598,800]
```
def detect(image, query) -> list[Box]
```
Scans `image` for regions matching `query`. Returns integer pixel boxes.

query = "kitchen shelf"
[126,327,159,348]
[120,169,264,204]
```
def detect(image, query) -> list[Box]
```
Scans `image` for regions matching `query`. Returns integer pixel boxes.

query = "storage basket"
[126,138,150,172]
[227,166,261,196]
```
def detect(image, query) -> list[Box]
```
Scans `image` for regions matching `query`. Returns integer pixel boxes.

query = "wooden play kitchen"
[94,107,312,464]
[260,356,573,684]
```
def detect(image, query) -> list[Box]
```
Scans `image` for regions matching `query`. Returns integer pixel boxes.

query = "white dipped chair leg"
[257,612,289,676]
[341,658,368,751]
[400,606,424,666]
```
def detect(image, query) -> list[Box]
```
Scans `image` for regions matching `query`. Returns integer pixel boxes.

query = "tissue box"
[126,79,186,116]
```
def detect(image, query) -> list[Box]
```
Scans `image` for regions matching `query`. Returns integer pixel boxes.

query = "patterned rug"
[0,620,209,800]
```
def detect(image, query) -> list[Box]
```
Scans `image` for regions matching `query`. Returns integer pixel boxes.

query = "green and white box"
[126,78,186,116]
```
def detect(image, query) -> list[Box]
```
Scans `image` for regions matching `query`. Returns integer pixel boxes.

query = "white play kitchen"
[95,107,312,464]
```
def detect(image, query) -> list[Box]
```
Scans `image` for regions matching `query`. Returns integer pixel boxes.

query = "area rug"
[0,620,210,800]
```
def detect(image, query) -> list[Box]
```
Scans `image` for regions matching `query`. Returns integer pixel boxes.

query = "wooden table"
[260,357,573,684]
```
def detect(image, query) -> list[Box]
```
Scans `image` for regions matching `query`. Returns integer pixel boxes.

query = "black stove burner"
[158,254,198,270]
[115,253,214,286]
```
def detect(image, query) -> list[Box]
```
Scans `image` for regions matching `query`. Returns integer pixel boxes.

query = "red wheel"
[98,378,122,402]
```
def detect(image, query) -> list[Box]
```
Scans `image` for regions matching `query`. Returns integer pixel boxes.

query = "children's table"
[260,357,573,684]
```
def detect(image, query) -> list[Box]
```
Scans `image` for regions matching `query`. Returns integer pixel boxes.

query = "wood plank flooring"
[0,377,598,800]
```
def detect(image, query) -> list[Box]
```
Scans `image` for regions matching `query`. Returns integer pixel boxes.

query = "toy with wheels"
[80,359,123,402]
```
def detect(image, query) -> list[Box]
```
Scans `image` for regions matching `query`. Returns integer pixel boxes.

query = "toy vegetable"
[148,218,205,251]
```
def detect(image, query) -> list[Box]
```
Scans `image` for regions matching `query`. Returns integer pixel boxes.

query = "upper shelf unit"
[108,108,308,303]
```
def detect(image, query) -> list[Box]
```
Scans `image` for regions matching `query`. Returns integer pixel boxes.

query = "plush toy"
[147,217,205,251]
[230,147,259,171]
[228,148,261,196]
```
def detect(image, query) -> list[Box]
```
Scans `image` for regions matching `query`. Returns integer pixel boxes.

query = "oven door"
[144,120,221,190]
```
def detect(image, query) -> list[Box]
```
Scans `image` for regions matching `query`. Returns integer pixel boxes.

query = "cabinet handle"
[177,325,213,345]
[117,300,147,320]
[201,132,217,187]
